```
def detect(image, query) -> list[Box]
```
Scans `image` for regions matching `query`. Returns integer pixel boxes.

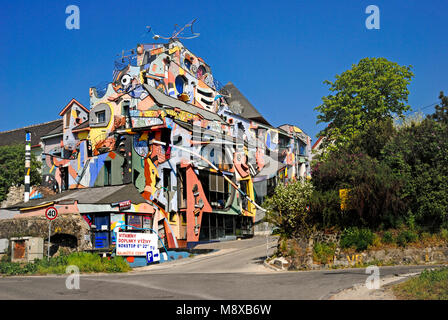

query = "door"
[13,240,26,260]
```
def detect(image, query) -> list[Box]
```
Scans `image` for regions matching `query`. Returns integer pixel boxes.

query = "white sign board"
[116,232,158,256]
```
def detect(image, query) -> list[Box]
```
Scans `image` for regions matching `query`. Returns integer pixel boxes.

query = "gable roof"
[59,98,90,116]
[222,82,271,126]
[0,119,63,147]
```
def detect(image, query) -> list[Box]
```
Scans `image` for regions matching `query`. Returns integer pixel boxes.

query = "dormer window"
[96,111,106,123]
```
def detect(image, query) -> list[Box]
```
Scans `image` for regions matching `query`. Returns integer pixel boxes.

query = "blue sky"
[1,0,447,142]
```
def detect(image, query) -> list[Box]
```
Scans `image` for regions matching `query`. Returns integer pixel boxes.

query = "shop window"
[225,215,235,236]
[93,215,110,249]
[127,215,143,230]
[199,212,210,241]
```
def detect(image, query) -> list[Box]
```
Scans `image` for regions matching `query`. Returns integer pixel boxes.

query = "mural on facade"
[38,30,312,249]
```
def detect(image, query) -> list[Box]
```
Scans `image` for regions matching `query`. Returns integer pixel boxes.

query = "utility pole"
[24,131,31,203]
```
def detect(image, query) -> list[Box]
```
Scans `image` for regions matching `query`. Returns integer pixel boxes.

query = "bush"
[396,230,419,247]
[340,227,375,251]
[0,252,130,275]
[440,229,448,242]
[263,180,314,238]
[382,231,395,244]
[313,242,336,264]
[382,119,448,231]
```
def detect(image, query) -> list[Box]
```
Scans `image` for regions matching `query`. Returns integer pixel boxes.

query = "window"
[65,112,71,128]
[175,75,187,94]
[96,111,106,123]
[198,170,231,209]
[177,167,187,209]
[163,168,171,192]
[240,180,249,211]
[104,161,111,186]
[126,215,142,230]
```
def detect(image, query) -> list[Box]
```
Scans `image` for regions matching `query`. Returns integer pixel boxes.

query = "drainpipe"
[24,131,31,203]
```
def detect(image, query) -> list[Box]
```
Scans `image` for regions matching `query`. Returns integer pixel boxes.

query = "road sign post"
[45,207,58,261]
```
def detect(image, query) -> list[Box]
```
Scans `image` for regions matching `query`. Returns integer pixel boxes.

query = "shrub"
[382,231,395,244]
[313,242,336,264]
[263,180,314,238]
[396,230,419,247]
[340,227,375,251]
[440,229,448,242]
[382,119,448,231]
[1,252,130,275]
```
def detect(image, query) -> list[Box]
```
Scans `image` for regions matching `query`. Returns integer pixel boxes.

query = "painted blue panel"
[175,76,185,94]
[94,215,110,248]
[89,153,108,186]
[94,232,109,249]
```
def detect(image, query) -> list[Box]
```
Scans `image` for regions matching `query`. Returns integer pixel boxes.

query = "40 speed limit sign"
[45,206,58,220]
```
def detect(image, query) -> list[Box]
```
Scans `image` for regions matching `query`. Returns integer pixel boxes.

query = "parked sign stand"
[45,206,58,261]
[146,249,160,263]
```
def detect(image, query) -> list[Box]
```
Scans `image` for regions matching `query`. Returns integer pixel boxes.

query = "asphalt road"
[0,236,439,300]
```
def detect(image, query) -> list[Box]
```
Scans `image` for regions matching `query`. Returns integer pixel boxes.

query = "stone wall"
[268,234,448,271]
[0,213,92,257]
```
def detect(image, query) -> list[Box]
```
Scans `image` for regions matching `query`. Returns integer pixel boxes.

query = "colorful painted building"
[6,38,312,250]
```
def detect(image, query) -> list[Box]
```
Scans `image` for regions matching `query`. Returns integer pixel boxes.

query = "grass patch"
[393,267,448,300]
[0,252,130,276]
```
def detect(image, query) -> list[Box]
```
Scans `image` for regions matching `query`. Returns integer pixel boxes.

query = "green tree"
[0,144,42,202]
[429,91,448,124]
[342,118,396,159]
[311,152,406,229]
[382,118,448,230]
[315,57,414,156]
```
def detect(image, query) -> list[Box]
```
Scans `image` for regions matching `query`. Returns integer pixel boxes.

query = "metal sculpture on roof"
[148,18,200,41]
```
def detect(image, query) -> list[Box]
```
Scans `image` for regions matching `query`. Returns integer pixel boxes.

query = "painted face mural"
[112,65,148,100]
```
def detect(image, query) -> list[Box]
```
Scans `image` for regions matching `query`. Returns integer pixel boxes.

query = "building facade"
[4,39,312,250]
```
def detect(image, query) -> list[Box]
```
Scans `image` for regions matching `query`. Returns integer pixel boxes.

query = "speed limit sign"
[45,206,58,220]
